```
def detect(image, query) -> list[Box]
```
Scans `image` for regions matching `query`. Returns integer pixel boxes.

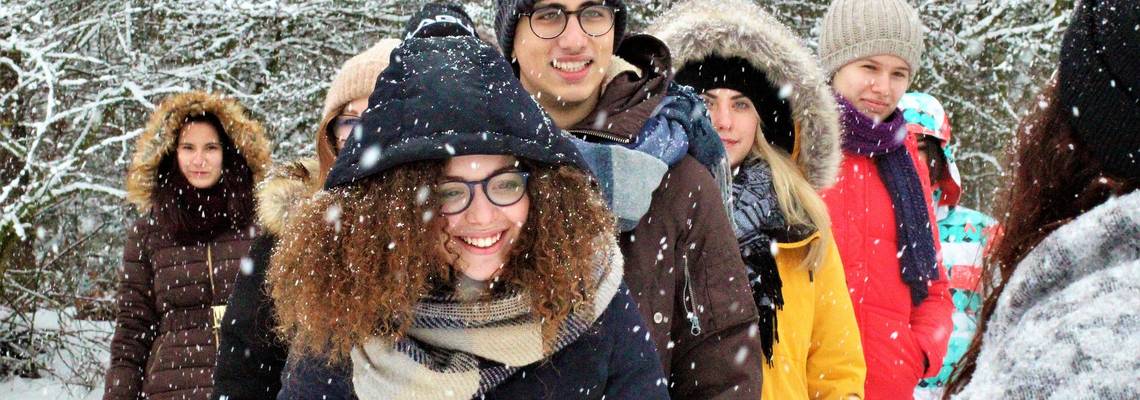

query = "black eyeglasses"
[522,4,617,39]
[436,171,530,215]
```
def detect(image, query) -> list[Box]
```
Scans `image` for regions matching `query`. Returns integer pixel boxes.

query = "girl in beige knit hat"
[816,1,957,399]
[316,39,403,182]
[210,38,401,400]
[819,0,925,120]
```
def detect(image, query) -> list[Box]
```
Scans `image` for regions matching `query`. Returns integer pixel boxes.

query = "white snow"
[1,377,103,400]
[0,308,113,399]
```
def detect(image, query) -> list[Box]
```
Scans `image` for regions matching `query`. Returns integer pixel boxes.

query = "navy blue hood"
[325,36,589,189]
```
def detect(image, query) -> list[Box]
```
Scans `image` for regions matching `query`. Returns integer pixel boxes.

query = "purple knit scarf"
[837,95,939,306]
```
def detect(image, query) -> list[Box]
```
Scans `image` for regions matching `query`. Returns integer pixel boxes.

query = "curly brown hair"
[267,160,615,361]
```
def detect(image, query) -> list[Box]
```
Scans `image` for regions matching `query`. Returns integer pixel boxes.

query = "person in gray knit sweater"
[945,0,1140,398]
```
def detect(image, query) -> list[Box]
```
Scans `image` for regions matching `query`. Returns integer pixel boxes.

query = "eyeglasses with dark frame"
[522,4,617,39]
[436,171,531,215]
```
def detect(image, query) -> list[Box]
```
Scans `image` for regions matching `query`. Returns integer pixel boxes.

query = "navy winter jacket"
[212,235,288,400]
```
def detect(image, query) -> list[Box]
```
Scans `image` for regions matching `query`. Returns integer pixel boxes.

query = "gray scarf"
[350,239,624,399]
[731,158,815,365]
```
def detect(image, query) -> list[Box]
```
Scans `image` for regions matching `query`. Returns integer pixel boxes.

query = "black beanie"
[1058,0,1140,180]
[675,55,796,156]
[403,2,478,40]
[494,0,627,63]
[324,37,589,189]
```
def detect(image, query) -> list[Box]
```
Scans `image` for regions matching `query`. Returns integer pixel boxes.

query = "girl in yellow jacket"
[653,1,866,398]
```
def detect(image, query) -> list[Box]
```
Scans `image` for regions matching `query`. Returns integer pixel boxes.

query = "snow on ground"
[2,376,103,400]
[1,308,113,400]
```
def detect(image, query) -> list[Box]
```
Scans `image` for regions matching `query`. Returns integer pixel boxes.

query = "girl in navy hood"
[269,37,667,400]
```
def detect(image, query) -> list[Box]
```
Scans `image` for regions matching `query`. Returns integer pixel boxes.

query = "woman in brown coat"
[104,91,270,400]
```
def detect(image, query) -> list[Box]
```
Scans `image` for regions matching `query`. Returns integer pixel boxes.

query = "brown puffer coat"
[104,91,270,400]
[569,35,763,399]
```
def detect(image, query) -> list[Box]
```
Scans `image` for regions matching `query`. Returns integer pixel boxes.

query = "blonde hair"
[748,122,832,272]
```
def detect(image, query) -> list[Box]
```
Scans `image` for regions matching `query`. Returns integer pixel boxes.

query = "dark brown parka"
[568,35,764,399]
[104,91,270,400]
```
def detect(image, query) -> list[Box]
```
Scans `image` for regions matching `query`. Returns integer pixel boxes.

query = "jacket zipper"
[206,244,226,351]
[568,128,632,144]
[147,339,164,377]
[681,253,702,336]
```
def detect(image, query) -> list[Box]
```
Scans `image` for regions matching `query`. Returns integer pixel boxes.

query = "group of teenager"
[102,0,1140,399]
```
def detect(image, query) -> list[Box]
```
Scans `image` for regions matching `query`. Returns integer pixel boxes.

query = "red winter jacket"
[820,132,953,400]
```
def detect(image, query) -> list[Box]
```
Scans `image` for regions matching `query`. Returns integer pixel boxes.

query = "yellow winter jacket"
[763,233,866,400]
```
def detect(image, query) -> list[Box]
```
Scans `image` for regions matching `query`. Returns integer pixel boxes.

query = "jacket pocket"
[863,308,924,382]
[900,326,926,380]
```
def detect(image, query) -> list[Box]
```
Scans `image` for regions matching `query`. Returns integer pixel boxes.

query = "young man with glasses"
[495,1,764,398]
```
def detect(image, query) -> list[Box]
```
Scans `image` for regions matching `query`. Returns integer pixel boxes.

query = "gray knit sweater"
[955,190,1140,399]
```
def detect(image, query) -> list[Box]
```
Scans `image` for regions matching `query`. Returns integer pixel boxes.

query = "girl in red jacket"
[816,0,954,398]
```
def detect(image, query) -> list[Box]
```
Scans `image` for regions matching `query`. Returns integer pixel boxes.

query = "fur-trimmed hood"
[649,0,842,189]
[126,91,272,212]
[255,158,320,236]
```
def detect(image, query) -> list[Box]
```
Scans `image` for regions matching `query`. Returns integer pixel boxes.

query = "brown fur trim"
[126,91,272,212]
[649,0,842,189]
[256,158,320,236]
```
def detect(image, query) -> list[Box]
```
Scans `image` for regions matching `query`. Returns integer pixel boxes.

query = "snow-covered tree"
[0,0,416,384]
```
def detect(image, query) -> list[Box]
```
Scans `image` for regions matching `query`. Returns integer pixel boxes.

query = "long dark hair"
[943,79,1139,397]
[151,113,255,243]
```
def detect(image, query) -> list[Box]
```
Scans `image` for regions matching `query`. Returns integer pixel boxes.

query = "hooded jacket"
[819,95,953,398]
[954,190,1140,399]
[105,91,270,400]
[269,36,667,400]
[652,1,865,398]
[211,160,318,400]
[561,34,764,399]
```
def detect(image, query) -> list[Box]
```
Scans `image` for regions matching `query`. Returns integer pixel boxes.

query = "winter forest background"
[1,0,1072,396]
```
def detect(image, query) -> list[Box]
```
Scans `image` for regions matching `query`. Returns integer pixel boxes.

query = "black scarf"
[731,159,815,365]
[153,171,239,244]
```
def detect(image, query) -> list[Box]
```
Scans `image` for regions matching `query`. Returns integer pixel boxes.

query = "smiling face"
[176,122,224,189]
[702,88,759,168]
[832,54,912,121]
[513,0,614,111]
[439,155,530,281]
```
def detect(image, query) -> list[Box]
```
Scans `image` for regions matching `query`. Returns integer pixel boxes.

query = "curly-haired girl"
[269,36,667,400]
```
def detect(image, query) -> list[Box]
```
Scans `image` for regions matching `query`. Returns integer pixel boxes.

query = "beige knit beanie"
[321,38,401,118]
[818,0,925,78]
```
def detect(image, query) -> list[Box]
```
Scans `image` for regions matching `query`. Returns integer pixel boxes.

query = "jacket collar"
[569,34,672,144]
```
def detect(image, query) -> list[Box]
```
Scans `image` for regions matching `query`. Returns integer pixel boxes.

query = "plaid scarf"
[350,240,624,399]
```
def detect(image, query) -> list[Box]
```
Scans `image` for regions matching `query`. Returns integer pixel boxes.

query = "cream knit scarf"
[350,239,624,399]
